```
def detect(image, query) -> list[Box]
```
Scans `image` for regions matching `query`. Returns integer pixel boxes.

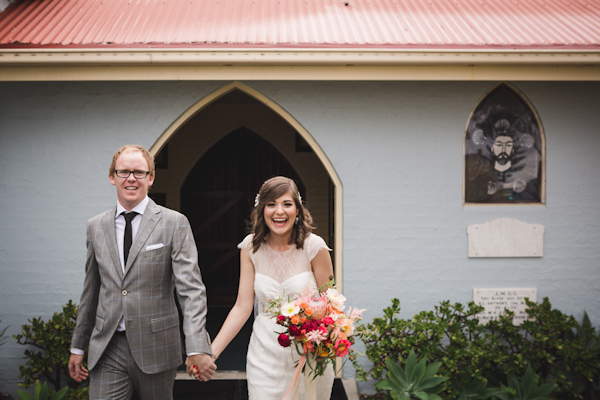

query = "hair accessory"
[295,216,299,225]
[254,193,260,207]
[298,193,302,203]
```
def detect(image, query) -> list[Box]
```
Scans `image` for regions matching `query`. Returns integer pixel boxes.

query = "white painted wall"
[0,81,598,395]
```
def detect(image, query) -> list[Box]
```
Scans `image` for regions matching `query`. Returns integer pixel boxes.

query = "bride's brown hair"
[250,176,314,253]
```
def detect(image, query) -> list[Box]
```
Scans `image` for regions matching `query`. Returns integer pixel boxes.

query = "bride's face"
[263,191,298,238]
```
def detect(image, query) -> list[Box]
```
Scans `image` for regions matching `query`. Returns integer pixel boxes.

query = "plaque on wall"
[473,288,537,325]
[467,218,544,258]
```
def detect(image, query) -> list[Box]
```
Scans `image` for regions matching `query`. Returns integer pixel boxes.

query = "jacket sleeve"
[70,220,101,352]
[171,213,212,355]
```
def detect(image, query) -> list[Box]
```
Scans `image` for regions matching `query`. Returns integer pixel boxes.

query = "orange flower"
[291,315,300,325]
[318,347,331,358]
[301,317,307,323]
[300,301,310,309]
[304,308,313,317]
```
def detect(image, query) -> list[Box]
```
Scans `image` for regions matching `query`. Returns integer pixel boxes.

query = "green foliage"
[353,298,600,399]
[16,381,68,400]
[374,350,449,400]
[64,387,87,400]
[494,366,557,400]
[451,375,500,400]
[13,301,87,394]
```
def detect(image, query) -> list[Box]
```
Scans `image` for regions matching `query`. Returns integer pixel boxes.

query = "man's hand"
[68,353,89,382]
[185,354,217,382]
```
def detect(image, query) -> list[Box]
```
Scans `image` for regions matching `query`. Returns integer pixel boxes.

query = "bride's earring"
[295,217,299,225]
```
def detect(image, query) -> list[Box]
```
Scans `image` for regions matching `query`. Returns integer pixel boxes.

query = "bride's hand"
[185,357,200,379]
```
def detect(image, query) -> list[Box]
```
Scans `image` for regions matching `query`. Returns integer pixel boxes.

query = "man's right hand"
[68,353,89,382]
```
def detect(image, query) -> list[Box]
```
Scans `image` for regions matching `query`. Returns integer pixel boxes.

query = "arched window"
[464,83,545,204]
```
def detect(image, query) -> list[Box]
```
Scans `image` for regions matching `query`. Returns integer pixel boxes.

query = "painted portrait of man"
[464,84,544,204]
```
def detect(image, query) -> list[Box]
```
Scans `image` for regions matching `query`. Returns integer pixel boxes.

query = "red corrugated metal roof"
[1,0,599,49]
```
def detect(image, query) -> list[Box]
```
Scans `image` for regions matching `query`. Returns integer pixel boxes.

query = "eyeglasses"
[114,170,151,179]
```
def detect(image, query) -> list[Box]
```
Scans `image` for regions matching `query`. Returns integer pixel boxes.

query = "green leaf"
[50,386,69,400]
[15,390,35,400]
[405,350,418,383]
[416,376,449,391]
[374,379,395,391]
[386,358,408,388]
[412,357,427,386]
[414,392,429,400]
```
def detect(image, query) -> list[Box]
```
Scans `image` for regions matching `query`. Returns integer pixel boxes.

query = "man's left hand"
[185,354,217,382]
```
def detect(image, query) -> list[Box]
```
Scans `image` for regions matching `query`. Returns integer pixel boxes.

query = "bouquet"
[266,279,365,380]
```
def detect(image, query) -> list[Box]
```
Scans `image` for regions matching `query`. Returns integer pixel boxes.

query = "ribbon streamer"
[282,355,305,400]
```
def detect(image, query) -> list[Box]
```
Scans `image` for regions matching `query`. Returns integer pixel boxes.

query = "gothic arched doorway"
[180,127,305,370]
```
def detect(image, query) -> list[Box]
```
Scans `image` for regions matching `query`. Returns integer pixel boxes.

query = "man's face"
[492,135,514,166]
[109,149,155,210]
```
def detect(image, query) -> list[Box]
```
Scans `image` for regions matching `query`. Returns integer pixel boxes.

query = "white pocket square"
[146,243,165,251]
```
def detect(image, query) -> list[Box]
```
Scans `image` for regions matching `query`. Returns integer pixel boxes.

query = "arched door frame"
[149,81,344,290]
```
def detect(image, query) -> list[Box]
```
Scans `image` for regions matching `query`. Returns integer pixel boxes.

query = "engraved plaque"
[473,288,537,325]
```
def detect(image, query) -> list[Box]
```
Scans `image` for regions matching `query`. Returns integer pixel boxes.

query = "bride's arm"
[210,248,255,360]
[311,248,334,289]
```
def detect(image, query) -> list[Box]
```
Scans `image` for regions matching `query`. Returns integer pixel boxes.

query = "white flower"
[281,302,300,317]
[325,288,346,311]
[254,193,260,207]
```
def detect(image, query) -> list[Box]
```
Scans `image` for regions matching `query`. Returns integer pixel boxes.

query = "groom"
[69,144,216,399]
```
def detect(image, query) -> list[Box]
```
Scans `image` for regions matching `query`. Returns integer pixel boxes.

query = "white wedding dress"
[238,233,335,400]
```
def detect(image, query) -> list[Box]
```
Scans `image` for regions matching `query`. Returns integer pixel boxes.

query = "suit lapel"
[124,199,162,276]
[101,206,123,280]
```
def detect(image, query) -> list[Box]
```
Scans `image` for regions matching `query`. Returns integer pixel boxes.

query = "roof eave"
[1,47,599,81]
[1,46,600,65]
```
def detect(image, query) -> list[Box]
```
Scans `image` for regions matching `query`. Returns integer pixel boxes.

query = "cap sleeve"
[237,234,254,251]
[306,233,331,261]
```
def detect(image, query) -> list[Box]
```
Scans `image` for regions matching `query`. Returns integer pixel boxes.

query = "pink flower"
[322,316,335,326]
[334,339,352,357]
[308,297,328,319]
[276,315,286,325]
[278,333,291,347]
[306,329,328,345]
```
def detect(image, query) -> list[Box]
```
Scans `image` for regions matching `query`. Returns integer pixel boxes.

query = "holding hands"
[185,354,217,382]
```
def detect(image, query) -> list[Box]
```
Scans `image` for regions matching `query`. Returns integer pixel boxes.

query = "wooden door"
[181,127,304,370]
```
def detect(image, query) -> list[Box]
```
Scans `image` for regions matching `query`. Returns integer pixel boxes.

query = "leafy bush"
[353,297,600,399]
[16,381,68,400]
[13,300,88,397]
[494,366,557,400]
[374,349,449,400]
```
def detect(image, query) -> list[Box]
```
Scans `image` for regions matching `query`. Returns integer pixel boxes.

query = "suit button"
[122,290,128,296]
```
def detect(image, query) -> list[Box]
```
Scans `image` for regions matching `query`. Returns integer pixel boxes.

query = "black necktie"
[122,212,138,265]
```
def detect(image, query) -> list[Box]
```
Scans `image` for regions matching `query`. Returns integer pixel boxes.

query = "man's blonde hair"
[109,145,155,177]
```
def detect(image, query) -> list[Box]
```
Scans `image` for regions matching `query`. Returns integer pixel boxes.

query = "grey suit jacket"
[71,199,211,374]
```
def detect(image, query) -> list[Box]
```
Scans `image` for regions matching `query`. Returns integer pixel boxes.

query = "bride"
[194,176,335,399]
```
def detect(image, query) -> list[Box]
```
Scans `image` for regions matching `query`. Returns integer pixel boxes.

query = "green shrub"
[16,381,68,400]
[495,366,557,400]
[353,297,600,399]
[13,300,88,396]
[374,349,449,400]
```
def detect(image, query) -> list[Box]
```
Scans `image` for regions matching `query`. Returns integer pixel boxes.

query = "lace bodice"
[239,233,335,400]
[238,233,330,283]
